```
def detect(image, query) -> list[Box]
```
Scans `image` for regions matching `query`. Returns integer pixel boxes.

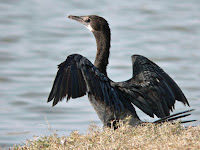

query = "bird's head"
[68,15,110,33]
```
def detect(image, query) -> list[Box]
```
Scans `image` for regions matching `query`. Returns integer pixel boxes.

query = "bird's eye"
[85,18,91,22]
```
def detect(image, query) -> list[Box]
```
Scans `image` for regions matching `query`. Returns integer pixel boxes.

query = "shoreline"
[11,122,200,150]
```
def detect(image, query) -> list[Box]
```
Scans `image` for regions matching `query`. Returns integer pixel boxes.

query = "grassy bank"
[12,122,200,150]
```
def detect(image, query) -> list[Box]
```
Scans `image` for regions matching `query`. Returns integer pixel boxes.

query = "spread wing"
[114,55,189,118]
[47,54,124,114]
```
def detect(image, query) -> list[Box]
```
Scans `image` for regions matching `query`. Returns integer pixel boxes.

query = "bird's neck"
[93,30,111,76]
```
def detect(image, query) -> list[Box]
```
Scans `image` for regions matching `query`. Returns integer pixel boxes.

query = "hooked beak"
[68,15,94,32]
[68,15,86,25]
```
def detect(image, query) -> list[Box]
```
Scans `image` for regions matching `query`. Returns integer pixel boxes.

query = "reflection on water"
[0,0,200,148]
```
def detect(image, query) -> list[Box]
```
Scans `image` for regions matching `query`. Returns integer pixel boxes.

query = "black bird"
[48,15,193,127]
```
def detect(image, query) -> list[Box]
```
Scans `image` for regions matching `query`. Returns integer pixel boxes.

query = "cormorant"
[47,15,194,127]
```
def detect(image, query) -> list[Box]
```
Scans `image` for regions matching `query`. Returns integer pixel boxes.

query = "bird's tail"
[153,109,196,124]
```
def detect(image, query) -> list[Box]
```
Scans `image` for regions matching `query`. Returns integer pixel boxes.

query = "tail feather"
[153,109,196,124]
[179,120,197,124]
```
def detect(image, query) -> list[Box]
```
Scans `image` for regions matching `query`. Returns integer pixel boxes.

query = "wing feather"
[47,54,124,113]
[114,55,189,118]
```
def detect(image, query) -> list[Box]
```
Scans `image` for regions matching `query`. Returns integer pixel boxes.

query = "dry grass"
[12,122,200,150]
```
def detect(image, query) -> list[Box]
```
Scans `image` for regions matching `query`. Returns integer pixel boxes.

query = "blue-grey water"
[0,0,200,148]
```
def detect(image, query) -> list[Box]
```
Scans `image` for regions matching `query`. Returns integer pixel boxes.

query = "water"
[0,0,200,148]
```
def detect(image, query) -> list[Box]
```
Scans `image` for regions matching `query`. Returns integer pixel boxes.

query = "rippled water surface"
[0,0,200,148]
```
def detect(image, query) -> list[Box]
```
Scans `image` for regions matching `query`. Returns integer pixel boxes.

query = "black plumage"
[48,15,193,127]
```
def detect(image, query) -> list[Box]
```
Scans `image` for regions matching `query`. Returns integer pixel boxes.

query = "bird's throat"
[93,30,111,76]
